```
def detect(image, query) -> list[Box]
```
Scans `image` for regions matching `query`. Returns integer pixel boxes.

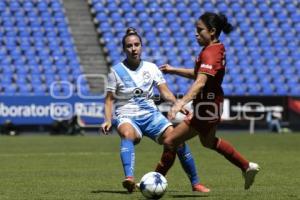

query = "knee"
[159,127,178,150]
[162,137,177,151]
[120,131,139,142]
[120,130,132,138]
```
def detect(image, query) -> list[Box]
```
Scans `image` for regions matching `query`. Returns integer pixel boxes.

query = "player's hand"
[180,107,189,115]
[160,64,174,74]
[168,100,185,120]
[101,121,112,135]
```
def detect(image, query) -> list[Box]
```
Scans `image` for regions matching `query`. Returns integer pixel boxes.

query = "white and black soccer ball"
[139,172,168,199]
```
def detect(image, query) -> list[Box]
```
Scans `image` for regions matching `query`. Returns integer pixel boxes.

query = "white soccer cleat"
[243,162,260,190]
[135,182,140,190]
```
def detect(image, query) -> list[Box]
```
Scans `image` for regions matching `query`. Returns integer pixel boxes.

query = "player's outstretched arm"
[101,91,114,135]
[160,64,195,79]
[157,83,177,103]
[168,73,207,119]
[158,83,189,115]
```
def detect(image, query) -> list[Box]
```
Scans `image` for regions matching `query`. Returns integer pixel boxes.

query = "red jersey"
[192,43,225,122]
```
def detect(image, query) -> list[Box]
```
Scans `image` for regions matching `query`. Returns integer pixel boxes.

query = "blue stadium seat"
[28,74,42,84]
[32,84,48,95]
[3,84,18,95]
[232,75,245,84]
[176,2,187,12]
[223,84,234,95]
[106,2,118,12]
[0,2,6,11]
[1,74,13,84]
[119,2,132,12]
[245,76,258,84]
[134,2,146,12]
[18,84,32,94]
[248,84,262,95]
[37,1,48,12]
[161,2,173,12]
[233,84,248,95]
[257,2,269,12]
[147,1,160,11]
[51,1,63,12]
[276,85,289,95]
[231,2,242,12]
[15,66,30,75]
[290,85,300,96]
[168,84,179,94]
[287,74,300,87]
[273,76,286,85]
[261,85,276,95]
[217,2,228,13]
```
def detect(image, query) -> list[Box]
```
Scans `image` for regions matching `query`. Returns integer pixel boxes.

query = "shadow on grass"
[91,189,128,194]
[170,194,209,198]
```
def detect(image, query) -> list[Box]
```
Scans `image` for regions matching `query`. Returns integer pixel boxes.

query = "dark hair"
[199,12,233,37]
[122,27,142,49]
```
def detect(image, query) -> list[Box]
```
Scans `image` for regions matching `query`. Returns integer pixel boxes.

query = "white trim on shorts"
[117,118,143,139]
[154,122,173,143]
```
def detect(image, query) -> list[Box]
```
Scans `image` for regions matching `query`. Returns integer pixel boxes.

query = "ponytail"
[218,14,234,34]
[199,12,234,37]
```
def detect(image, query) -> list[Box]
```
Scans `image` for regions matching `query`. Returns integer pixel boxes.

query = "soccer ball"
[139,172,168,199]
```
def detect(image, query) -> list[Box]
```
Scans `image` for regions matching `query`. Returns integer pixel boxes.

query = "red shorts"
[184,116,219,135]
[185,97,223,134]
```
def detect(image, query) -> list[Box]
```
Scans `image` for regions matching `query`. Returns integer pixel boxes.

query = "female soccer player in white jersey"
[101,28,209,193]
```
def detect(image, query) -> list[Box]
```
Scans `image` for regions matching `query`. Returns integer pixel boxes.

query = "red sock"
[214,138,249,171]
[155,149,176,176]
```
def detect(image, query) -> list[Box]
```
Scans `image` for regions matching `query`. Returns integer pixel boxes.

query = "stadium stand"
[0,0,87,96]
[88,0,300,96]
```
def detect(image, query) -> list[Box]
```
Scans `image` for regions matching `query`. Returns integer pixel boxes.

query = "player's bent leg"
[155,126,176,176]
[118,122,141,142]
[156,124,197,176]
[199,127,250,171]
[155,146,176,176]
[118,123,141,193]
[158,124,210,193]
[160,121,198,150]
[198,127,260,189]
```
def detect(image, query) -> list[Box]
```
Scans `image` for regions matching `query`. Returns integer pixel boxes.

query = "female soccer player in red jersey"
[159,12,260,190]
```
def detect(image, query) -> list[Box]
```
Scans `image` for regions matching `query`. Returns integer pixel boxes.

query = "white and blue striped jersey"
[106,60,166,117]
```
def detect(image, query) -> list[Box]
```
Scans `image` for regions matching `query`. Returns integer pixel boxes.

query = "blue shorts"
[116,111,172,142]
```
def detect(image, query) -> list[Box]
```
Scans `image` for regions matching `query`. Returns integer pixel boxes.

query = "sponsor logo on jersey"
[133,88,144,97]
[200,64,213,69]
[143,71,151,80]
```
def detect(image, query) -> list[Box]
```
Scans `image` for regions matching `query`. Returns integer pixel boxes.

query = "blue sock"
[176,143,200,186]
[120,139,135,178]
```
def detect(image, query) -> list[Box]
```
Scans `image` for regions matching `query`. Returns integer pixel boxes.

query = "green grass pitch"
[0,132,300,200]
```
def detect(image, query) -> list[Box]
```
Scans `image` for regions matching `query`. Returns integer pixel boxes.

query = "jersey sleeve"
[153,65,166,86]
[106,70,117,93]
[197,49,218,76]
